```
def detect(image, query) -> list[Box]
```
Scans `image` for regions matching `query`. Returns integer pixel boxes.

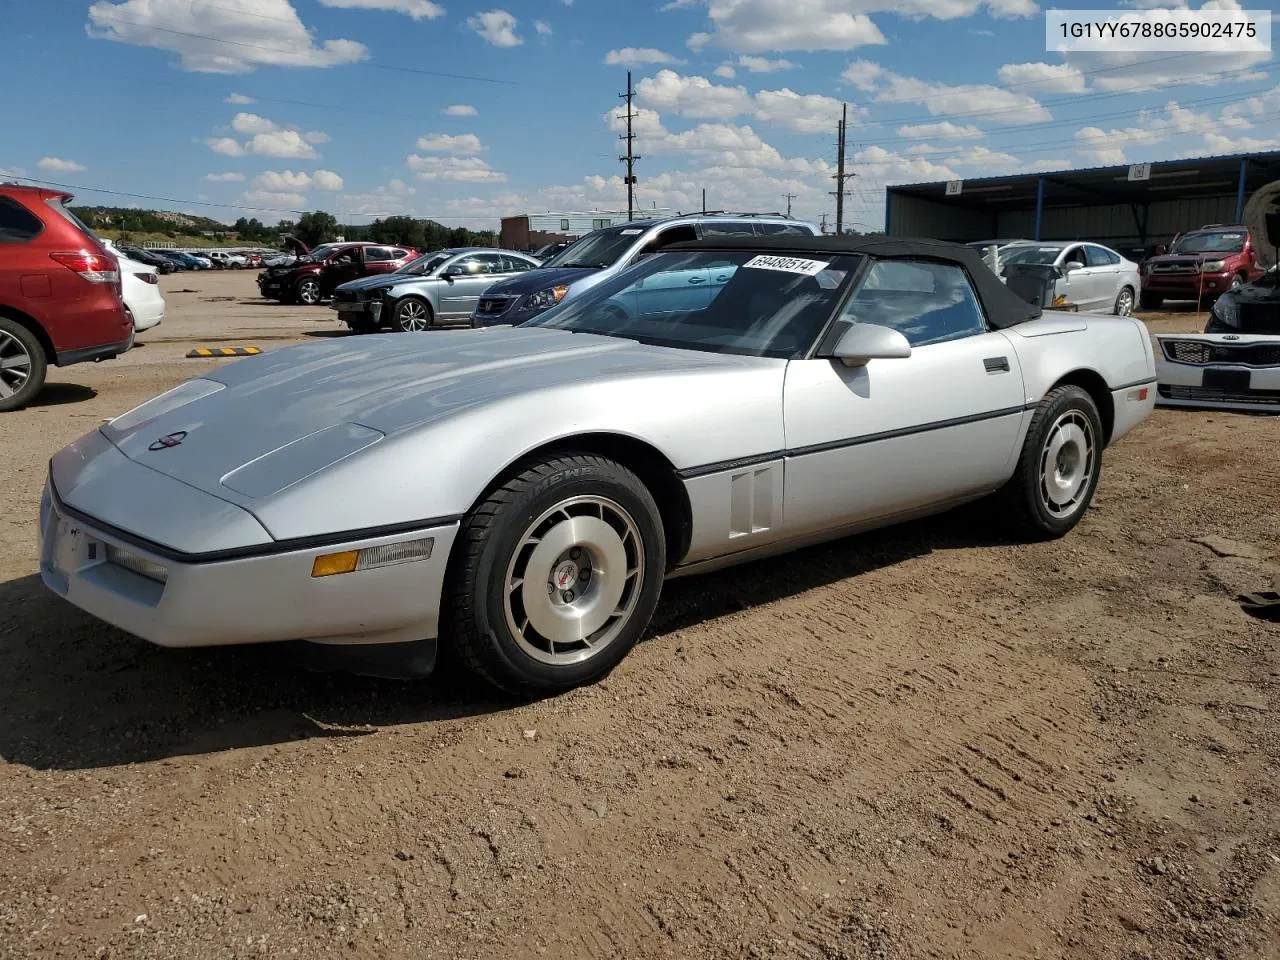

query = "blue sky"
[1,0,1275,230]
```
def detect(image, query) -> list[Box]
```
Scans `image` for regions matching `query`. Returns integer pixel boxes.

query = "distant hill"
[70,206,231,237]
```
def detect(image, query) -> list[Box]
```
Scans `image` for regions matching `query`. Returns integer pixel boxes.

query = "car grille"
[1150,262,1199,275]
[1159,385,1280,406]
[332,289,361,303]
[1161,340,1280,366]
[476,295,516,316]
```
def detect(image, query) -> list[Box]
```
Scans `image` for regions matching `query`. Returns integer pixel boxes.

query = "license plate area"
[52,519,103,576]
[1203,368,1251,391]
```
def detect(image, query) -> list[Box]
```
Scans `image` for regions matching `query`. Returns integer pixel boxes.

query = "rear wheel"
[444,453,666,695]
[1138,291,1163,310]
[295,277,322,306]
[1113,286,1134,316]
[0,318,48,413]
[394,296,433,332]
[997,385,1103,540]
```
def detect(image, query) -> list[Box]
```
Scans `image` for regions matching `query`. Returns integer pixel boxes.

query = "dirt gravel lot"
[1,271,1277,960]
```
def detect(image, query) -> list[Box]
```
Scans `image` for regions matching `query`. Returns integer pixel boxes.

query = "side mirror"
[831,324,912,367]
[1063,260,1084,272]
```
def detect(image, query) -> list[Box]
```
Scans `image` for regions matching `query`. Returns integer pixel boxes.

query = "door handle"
[715,275,730,281]
[983,356,1010,373]
[687,277,706,284]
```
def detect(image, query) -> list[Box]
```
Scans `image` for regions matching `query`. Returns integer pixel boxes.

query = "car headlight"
[523,285,570,310]
[1200,260,1226,273]
[1208,294,1240,330]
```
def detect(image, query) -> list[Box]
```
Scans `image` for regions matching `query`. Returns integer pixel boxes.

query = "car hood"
[335,272,422,293]
[97,327,764,506]
[481,266,598,296]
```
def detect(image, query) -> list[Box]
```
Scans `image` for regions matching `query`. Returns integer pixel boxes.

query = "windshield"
[523,250,861,359]
[299,243,340,262]
[1171,230,1246,255]
[396,250,450,275]
[999,245,1064,266]
[541,225,648,269]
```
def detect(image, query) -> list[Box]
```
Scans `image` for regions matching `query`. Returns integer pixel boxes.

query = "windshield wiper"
[556,261,604,269]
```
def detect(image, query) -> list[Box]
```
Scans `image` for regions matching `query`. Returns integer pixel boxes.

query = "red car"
[0,184,132,412]
[256,241,419,305]
[1139,224,1268,309]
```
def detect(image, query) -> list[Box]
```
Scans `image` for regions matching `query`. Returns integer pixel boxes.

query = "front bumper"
[1142,271,1233,299]
[331,298,383,326]
[1155,357,1280,413]
[38,478,460,650]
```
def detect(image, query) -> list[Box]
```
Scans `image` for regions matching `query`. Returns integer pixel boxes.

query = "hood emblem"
[148,431,188,451]
[1222,335,1240,340]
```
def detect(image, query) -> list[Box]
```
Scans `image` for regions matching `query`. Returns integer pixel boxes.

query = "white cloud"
[415,133,486,154]
[604,47,686,66]
[246,130,319,158]
[713,65,736,78]
[534,19,552,34]
[225,92,254,104]
[407,154,506,182]
[444,104,478,116]
[942,144,1021,169]
[997,61,1087,94]
[339,179,417,217]
[1072,99,1253,163]
[38,157,86,173]
[895,121,984,140]
[253,169,313,191]
[752,88,849,134]
[231,112,278,135]
[467,10,522,47]
[851,144,959,182]
[1064,50,1270,92]
[679,0,1039,54]
[842,60,1051,124]
[313,169,344,191]
[636,70,859,134]
[737,55,794,72]
[317,0,445,19]
[241,189,307,209]
[205,137,247,157]
[86,0,368,74]
[204,172,245,182]
[302,130,330,145]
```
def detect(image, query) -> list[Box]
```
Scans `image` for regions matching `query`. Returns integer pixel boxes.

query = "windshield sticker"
[814,269,847,290]
[743,255,830,276]
[621,228,644,234]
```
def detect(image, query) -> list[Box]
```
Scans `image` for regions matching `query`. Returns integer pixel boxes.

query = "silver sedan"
[39,237,1156,696]
[999,241,1142,315]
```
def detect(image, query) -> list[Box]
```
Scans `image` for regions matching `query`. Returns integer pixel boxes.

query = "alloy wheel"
[1037,410,1095,520]
[502,495,645,666]
[298,280,321,305]
[0,329,33,400]
[398,300,431,331]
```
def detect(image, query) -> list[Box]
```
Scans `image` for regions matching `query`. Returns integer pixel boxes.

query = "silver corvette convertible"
[39,237,1157,694]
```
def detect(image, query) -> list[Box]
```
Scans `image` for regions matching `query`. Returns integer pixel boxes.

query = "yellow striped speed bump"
[186,346,264,358]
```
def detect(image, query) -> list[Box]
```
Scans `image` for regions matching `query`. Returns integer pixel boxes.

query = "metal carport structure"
[884,151,1280,260]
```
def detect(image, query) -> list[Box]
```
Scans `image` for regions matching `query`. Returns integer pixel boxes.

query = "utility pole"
[819,212,829,234]
[783,192,796,217]
[702,188,706,214]
[830,103,854,235]
[618,70,640,222]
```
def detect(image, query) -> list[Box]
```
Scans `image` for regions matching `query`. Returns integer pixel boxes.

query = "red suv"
[256,241,418,305]
[0,184,132,411]
[1139,224,1267,309]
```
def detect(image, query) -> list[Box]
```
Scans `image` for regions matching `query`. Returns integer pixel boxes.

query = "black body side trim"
[55,335,133,367]
[1112,376,1158,391]
[678,404,1030,479]
[983,356,1010,373]
[49,483,463,565]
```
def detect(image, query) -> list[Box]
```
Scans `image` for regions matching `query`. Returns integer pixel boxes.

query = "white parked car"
[997,241,1142,316]
[102,240,166,332]
[207,251,248,269]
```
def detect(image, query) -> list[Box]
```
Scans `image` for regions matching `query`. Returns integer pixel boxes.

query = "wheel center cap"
[552,561,579,591]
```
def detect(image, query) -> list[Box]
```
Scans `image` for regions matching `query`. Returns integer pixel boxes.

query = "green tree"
[295,211,338,247]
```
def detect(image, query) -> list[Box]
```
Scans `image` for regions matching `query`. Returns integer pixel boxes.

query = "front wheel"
[0,318,48,412]
[444,454,666,695]
[997,384,1103,540]
[394,296,433,332]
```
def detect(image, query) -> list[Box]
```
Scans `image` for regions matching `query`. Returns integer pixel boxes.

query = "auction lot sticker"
[1047,9,1271,52]
[743,255,830,276]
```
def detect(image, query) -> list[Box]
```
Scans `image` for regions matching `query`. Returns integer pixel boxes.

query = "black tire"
[295,277,323,306]
[443,453,666,695]
[0,317,48,413]
[997,384,1104,541]
[1138,291,1163,310]
[394,296,433,332]
[1113,286,1135,316]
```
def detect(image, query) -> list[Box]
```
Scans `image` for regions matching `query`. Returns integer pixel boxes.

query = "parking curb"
[186,347,264,358]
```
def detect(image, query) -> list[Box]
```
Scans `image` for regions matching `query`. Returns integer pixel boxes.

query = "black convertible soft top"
[662,234,1042,329]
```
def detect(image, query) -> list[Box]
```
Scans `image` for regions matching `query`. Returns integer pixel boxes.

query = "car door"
[437,253,504,319]
[1084,244,1122,308]
[782,259,1028,537]
[322,247,363,293]
[1056,244,1103,310]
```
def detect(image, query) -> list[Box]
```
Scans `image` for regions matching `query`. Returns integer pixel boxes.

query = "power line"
[619,70,641,222]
